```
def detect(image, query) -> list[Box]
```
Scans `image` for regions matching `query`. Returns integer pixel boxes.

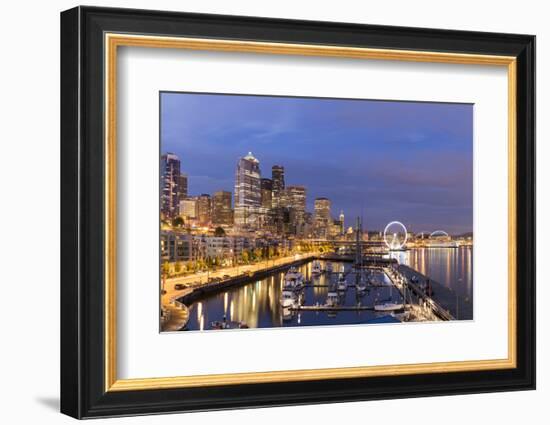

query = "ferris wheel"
[383,221,408,250]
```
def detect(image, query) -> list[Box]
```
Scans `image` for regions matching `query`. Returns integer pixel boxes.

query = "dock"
[397,265,471,320]
[290,305,375,312]
[384,266,456,321]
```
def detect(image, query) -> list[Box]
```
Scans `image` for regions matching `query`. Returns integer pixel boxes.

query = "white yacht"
[284,266,304,291]
[337,273,347,291]
[374,302,404,312]
[280,289,298,309]
[311,260,322,275]
[326,289,340,307]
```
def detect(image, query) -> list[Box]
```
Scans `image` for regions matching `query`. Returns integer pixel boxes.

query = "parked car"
[174,284,187,290]
[223,274,231,279]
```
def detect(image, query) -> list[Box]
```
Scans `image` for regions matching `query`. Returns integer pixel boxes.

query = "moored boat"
[325,289,340,307]
[284,266,305,291]
[211,317,249,329]
[356,273,368,292]
[337,273,347,291]
[311,260,322,275]
[280,289,298,308]
[374,302,404,312]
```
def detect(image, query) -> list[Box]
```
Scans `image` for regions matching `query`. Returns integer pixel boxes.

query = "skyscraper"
[234,152,262,230]
[161,153,182,219]
[179,197,197,220]
[314,197,332,238]
[260,178,273,210]
[212,190,233,226]
[286,185,307,235]
[197,194,211,226]
[177,173,188,202]
[271,165,285,208]
[286,186,307,212]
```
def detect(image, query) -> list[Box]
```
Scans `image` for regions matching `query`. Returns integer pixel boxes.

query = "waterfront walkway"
[160,252,318,329]
[161,300,190,332]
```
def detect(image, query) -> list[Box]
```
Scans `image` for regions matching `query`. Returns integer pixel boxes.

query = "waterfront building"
[211,190,233,226]
[234,152,262,230]
[231,236,255,256]
[197,194,212,226]
[206,236,233,261]
[160,153,185,218]
[339,210,345,236]
[314,197,332,238]
[161,231,194,262]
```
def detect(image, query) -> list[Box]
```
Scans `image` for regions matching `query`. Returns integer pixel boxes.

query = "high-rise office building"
[271,165,285,208]
[339,210,345,236]
[212,190,233,226]
[314,197,332,238]
[260,178,273,210]
[197,194,212,226]
[286,186,307,212]
[234,152,262,229]
[161,153,183,219]
[286,185,307,235]
[179,197,197,220]
[177,173,188,203]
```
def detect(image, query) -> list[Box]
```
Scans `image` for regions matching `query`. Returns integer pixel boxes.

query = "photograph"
[159,92,474,332]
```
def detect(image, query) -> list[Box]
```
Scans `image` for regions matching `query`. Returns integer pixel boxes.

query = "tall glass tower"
[160,153,183,219]
[234,152,262,230]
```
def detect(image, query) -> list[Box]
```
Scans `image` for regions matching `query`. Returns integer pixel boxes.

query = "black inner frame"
[60,6,535,419]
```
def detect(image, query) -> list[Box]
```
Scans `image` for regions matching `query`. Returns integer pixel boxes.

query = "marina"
[178,245,472,331]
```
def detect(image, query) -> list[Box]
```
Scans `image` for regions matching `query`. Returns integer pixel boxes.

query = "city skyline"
[161,92,473,234]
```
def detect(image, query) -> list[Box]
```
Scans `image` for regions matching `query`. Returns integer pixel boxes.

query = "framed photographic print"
[60,6,536,419]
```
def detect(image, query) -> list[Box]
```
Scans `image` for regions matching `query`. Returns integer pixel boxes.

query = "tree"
[241,251,249,264]
[174,261,183,274]
[214,226,226,237]
[172,216,184,227]
[161,261,170,277]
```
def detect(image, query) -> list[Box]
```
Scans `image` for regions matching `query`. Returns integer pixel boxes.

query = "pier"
[397,264,471,320]
[161,299,190,332]
[291,305,375,312]
[179,254,315,305]
[383,266,455,321]
[173,217,471,330]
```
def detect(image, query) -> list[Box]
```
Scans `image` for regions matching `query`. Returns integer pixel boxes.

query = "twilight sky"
[161,92,473,235]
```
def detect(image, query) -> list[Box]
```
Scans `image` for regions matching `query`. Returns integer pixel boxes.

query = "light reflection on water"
[185,248,473,331]
[186,261,400,331]
[388,247,473,299]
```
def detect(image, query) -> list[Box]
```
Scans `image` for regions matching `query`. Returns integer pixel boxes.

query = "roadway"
[160,253,318,310]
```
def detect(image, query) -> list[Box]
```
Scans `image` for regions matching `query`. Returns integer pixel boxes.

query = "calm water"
[388,247,473,300]
[185,261,401,331]
[185,247,473,331]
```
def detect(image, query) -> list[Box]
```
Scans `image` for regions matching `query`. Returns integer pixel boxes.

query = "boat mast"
[355,216,363,284]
